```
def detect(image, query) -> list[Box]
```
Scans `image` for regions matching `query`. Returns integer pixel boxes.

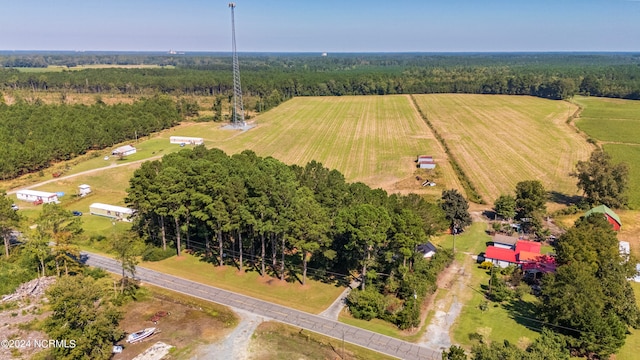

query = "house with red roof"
[482,239,554,272]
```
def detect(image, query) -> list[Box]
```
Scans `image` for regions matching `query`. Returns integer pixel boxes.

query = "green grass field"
[412,94,593,204]
[140,253,344,314]
[604,144,640,209]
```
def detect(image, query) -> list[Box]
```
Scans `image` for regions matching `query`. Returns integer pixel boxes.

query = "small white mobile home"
[170,136,204,145]
[112,145,137,157]
[16,190,59,204]
[89,203,134,222]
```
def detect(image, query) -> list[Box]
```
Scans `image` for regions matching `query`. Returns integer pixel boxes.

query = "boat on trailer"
[126,327,156,343]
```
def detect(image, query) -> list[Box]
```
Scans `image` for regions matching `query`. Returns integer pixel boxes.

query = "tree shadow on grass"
[502,297,543,333]
[548,191,583,207]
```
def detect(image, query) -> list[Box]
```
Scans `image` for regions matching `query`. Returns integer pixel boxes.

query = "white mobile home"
[16,190,59,204]
[170,136,204,145]
[89,203,134,222]
[112,145,137,157]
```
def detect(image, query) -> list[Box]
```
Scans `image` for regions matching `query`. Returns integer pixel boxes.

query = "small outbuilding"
[89,203,134,222]
[416,155,436,169]
[16,190,59,204]
[78,184,92,197]
[112,145,137,157]
[170,136,204,145]
[584,204,622,231]
[492,234,519,250]
[416,242,438,259]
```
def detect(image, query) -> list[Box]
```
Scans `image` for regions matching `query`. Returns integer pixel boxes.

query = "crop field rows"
[212,95,457,196]
[412,94,593,203]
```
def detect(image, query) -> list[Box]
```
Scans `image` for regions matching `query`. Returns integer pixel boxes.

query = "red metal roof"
[485,246,517,263]
[515,240,541,254]
[518,250,541,262]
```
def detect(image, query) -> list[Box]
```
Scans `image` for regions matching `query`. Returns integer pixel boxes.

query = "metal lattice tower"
[229,3,245,127]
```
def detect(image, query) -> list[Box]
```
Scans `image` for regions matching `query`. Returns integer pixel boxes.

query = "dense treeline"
[0,96,180,179]
[126,146,450,328]
[2,53,640,103]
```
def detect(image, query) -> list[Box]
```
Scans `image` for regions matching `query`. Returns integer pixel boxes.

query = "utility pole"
[229,2,245,128]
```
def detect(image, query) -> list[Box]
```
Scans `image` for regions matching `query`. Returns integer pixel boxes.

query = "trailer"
[89,203,134,222]
[170,136,204,145]
[16,190,59,204]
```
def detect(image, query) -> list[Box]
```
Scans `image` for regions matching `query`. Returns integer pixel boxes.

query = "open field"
[412,94,593,204]
[605,144,640,210]
[213,95,461,196]
[573,96,640,144]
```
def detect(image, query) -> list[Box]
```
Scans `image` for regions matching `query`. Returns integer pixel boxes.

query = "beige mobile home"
[89,203,134,222]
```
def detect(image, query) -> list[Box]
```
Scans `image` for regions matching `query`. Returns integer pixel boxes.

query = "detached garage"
[89,203,134,222]
[16,190,59,204]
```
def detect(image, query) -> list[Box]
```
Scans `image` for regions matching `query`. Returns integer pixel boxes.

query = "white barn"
[170,136,204,145]
[16,190,59,204]
[89,203,134,222]
[112,145,137,157]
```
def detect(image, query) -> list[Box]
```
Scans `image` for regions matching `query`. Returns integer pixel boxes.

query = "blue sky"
[1,0,639,52]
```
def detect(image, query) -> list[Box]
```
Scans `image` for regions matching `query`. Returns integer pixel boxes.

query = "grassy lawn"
[413,94,592,205]
[451,264,540,350]
[248,321,397,360]
[432,222,491,255]
[573,96,640,144]
[140,253,344,314]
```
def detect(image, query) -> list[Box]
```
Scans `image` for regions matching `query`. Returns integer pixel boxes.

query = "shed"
[416,242,438,259]
[112,145,137,157]
[584,205,621,231]
[417,160,436,169]
[16,190,59,204]
[78,184,92,197]
[89,203,134,222]
[170,136,204,145]
[492,234,519,250]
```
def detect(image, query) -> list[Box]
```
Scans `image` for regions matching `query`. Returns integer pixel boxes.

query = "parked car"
[11,204,19,211]
[72,210,83,216]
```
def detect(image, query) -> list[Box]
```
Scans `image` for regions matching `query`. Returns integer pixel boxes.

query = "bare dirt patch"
[113,288,237,360]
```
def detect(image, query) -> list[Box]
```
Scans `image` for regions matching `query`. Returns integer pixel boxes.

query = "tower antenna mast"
[229,2,245,127]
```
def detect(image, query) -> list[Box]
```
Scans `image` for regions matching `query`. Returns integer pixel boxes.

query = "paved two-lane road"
[82,252,441,360]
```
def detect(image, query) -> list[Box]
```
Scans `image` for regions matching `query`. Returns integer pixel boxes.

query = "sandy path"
[192,309,264,360]
[418,252,474,352]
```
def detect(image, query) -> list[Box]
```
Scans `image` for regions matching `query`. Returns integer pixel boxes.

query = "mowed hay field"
[412,94,593,203]
[214,95,463,196]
